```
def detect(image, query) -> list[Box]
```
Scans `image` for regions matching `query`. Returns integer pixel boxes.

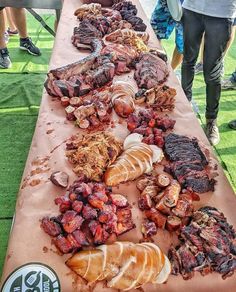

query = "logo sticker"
[1,263,60,292]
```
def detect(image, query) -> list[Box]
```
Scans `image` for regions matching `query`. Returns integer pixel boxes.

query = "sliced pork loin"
[66,241,171,290]
[134,52,169,89]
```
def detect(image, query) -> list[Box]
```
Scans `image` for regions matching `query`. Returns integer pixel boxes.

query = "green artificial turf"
[0,13,54,278]
[0,12,235,279]
[5,14,54,74]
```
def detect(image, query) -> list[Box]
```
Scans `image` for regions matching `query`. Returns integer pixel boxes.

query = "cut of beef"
[164,133,215,193]
[72,20,103,47]
[134,52,169,89]
[168,206,236,280]
[49,38,104,80]
[101,43,139,74]
[112,1,147,31]
[45,39,139,98]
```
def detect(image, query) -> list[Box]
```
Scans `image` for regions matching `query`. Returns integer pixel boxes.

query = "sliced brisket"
[164,133,215,193]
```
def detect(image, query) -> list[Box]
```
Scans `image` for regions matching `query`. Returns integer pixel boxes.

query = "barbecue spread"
[13,0,235,290]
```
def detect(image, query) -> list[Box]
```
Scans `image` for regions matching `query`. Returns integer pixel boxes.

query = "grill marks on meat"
[101,43,139,75]
[41,178,135,254]
[50,38,103,80]
[168,206,236,280]
[134,53,169,89]
[45,40,140,98]
[72,2,141,49]
[72,20,103,47]
[45,47,117,98]
[112,1,147,31]
[164,134,215,193]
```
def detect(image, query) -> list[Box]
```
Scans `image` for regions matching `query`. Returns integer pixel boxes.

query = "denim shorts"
[151,0,184,54]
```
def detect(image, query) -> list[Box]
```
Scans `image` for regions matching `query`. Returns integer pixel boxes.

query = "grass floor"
[0,14,55,278]
[0,13,235,278]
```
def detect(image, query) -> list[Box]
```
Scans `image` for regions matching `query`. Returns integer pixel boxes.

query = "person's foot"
[19,37,41,56]
[221,78,236,90]
[0,48,12,69]
[228,119,236,130]
[195,62,203,75]
[7,28,19,36]
[205,119,220,146]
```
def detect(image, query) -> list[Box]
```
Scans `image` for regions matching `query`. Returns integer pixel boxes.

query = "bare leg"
[171,46,183,70]
[223,26,235,56]
[0,9,6,49]
[5,7,17,31]
[10,8,28,38]
[199,33,204,63]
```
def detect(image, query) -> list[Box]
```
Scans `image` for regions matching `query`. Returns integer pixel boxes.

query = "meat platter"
[0,0,236,291]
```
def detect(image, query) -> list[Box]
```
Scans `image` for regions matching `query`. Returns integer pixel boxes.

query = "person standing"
[151,0,184,70]
[181,0,236,145]
[0,7,41,69]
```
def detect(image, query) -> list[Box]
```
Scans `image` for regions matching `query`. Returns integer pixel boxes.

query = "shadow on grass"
[217,145,236,156]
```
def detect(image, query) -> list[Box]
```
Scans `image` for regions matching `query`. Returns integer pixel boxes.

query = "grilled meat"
[41,178,135,253]
[134,52,169,89]
[169,206,236,280]
[164,134,215,193]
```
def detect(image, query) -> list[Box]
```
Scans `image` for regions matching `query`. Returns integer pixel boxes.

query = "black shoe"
[205,119,220,146]
[228,120,236,130]
[19,37,41,56]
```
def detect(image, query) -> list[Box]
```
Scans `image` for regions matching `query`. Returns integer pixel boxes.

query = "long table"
[1,0,236,291]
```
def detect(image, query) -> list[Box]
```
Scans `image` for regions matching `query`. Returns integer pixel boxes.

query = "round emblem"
[1,263,60,292]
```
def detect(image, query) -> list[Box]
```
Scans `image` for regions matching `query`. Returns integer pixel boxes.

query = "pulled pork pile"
[66,132,122,181]
[134,52,169,89]
[41,177,135,253]
[164,133,215,193]
[127,109,176,148]
[168,206,236,280]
